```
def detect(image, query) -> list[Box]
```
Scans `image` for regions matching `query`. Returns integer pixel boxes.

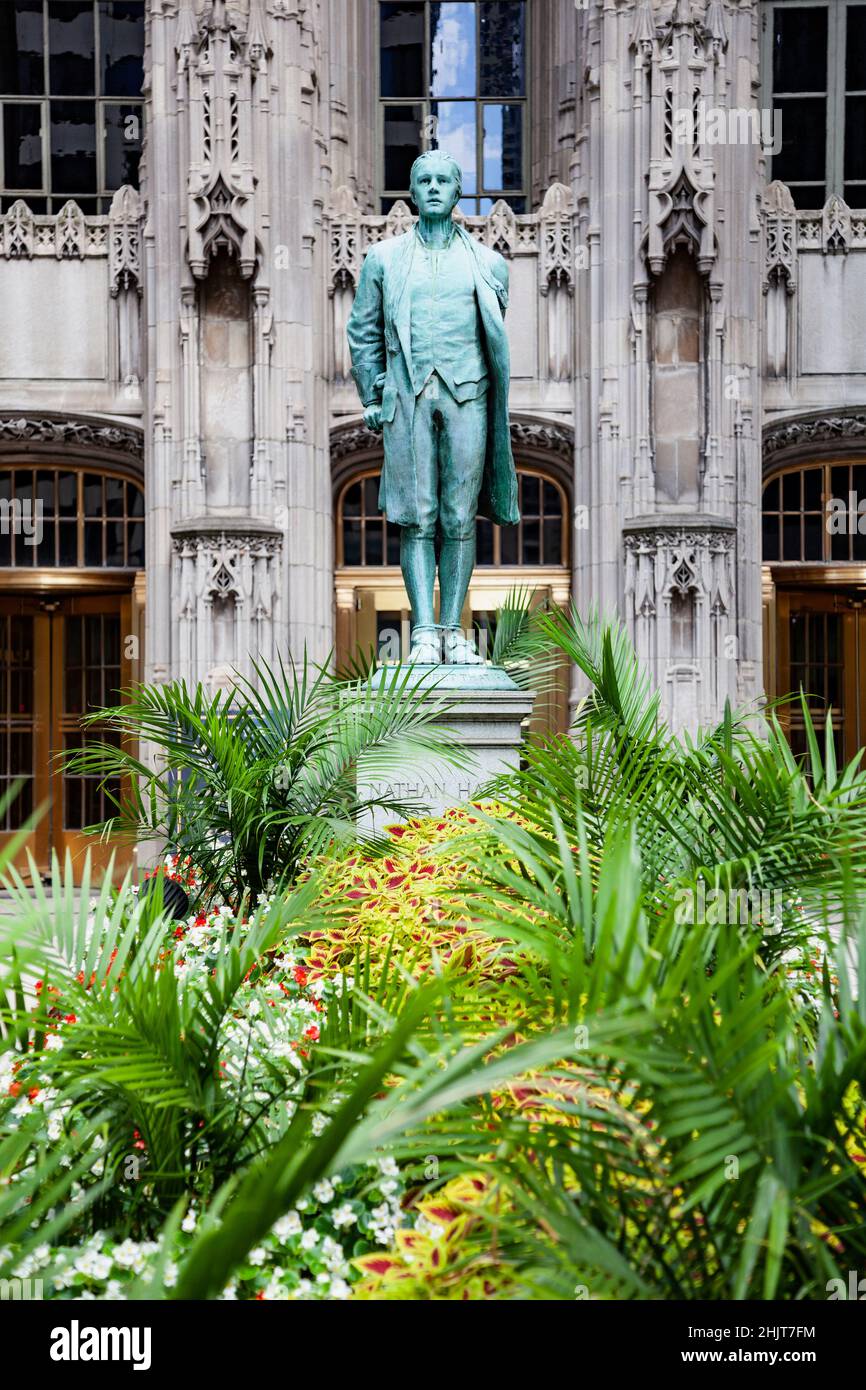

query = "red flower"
[304,1024,320,1042]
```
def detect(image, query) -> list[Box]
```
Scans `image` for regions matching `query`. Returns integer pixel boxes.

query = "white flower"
[104,1279,126,1300]
[272,1211,302,1241]
[379,1179,399,1196]
[163,1261,179,1288]
[181,1211,197,1233]
[300,1228,319,1251]
[248,1246,267,1267]
[47,1112,64,1141]
[263,1279,290,1300]
[44,1034,64,1052]
[378,1156,399,1177]
[331,1203,357,1229]
[311,1112,329,1136]
[329,1277,351,1300]
[75,1250,112,1280]
[312,1179,334,1204]
[110,1239,144,1270]
[291,1278,312,1300]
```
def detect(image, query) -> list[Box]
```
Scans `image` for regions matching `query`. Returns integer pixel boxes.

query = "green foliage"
[2,617,865,1302]
[61,656,473,904]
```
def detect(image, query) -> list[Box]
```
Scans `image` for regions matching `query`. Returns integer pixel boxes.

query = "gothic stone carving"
[172,528,282,681]
[624,524,736,621]
[0,414,143,460]
[109,185,142,295]
[762,181,797,294]
[763,412,866,461]
[0,201,110,260]
[178,0,266,279]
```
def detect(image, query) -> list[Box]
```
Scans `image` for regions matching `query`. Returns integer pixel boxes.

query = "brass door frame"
[775,587,861,763]
[0,589,134,881]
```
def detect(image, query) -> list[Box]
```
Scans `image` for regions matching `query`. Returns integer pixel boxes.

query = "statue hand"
[363,403,383,433]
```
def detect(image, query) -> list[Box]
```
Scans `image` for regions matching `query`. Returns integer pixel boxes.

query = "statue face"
[410,157,460,218]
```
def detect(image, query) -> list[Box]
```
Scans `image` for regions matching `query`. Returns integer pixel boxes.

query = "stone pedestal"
[360,664,534,830]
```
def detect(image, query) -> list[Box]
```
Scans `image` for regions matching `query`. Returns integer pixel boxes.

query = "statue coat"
[346,224,519,527]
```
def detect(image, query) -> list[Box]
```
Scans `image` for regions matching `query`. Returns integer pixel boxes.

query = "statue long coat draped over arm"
[346,223,519,529]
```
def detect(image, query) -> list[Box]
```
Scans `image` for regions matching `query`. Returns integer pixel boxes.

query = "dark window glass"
[3,103,43,189]
[476,516,494,564]
[783,471,801,510]
[127,521,144,565]
[57,471,77,516]
[762,477,780,511]
[500,524,517,564]
[831,527,850,561]
[773,97,827,184]
[365,522,383,566]
[14,472,33,504]
[544,515,563,565]
[35,470,55,514]
[342,483,361,518]
[84,521,102,566]
[48,0,95,96]
[344,519,361,566]
[127,481,144,517]
[100,1,145,97]
[847,5,866,89]
[83,474,102,514]
[104,102,141,188]
[383,104,423,188]
[58,521,78,566]
[802,466,822,509]
[105,521,124,567]
[105,475,124,516]
[50,99,96,194]
[380,3,424,98]
[521,473,539,513]
[803,511,822,560]
[522,517,540,564]
[845,97,866,180]
[364,475,379,514]
[772,6,828,92]
[386,526,401,564]
[480,2,525,98]
[0,1,45,95]
[782,514,801,560]
[430,2,476,98]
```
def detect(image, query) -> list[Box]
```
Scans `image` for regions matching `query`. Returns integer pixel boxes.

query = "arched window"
[337,466,567,567]
[762,461,866,562]
[0,466,144,568]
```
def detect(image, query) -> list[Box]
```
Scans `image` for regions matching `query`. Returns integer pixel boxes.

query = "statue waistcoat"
[407,232,489,399]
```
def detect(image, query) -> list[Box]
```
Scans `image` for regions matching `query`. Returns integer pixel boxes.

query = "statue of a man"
[346,150,519,664]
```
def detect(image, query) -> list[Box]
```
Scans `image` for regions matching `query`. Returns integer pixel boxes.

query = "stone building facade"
[0,0,864,871]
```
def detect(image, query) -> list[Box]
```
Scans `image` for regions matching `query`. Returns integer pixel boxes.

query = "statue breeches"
[404,379,488,542]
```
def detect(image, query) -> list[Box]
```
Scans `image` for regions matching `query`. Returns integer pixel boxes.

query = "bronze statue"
[347,150,519,664]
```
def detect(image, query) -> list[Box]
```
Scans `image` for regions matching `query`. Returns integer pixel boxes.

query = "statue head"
[409,150,462,218]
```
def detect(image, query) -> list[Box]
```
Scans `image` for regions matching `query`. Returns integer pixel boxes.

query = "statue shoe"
[408,626,442,664]
[442,627,484,665]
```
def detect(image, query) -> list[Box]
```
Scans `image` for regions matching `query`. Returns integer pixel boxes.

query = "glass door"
[0,592,133,882]
[776,587,866,765]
